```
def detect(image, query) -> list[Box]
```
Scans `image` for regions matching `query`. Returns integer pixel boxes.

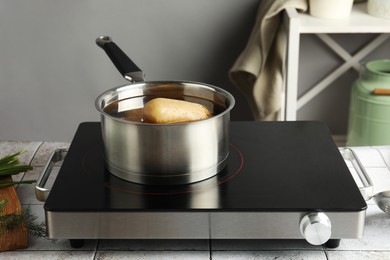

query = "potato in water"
[143,98,211,124]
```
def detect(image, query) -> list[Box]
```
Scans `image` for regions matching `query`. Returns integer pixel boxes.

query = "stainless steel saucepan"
[95,36,235,185]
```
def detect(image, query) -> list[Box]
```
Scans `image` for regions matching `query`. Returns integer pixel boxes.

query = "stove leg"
[325,239,340,248]
[69,239,85,248]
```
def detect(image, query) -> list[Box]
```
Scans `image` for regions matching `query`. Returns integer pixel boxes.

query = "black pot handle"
[96,36,145,82]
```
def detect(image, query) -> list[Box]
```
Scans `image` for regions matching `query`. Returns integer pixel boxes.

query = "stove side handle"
[35,149,67,202]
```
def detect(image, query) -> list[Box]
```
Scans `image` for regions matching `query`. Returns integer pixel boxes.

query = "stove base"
[325,239,341,248]
[69,239,85,248]
[45,211,365,240]
[42,122,367,248]
[67,238,342,249]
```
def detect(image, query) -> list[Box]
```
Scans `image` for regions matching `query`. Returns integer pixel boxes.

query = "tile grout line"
[373,147,390,170]
[209,239,212,259]
[92,240,100,259]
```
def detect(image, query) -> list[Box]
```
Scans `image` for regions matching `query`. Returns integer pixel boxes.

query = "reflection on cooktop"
[81,143,244,196]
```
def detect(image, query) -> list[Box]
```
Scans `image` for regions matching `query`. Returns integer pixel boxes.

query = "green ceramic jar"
[347,59,390,146]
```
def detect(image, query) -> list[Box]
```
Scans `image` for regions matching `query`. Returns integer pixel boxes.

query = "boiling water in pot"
[103,95,226,123]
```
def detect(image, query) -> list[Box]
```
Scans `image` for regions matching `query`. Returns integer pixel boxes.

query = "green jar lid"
[366,59,390,76]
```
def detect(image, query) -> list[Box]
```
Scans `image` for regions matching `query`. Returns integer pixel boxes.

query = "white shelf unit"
[282,3,390,120]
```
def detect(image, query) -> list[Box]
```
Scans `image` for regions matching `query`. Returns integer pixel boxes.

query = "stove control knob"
[300,212,331,245]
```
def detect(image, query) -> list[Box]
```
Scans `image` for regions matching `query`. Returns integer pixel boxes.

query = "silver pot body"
[96,81,235,185]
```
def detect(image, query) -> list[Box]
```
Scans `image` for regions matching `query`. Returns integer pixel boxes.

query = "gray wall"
[0,0,256,142]
[1,1,389,141]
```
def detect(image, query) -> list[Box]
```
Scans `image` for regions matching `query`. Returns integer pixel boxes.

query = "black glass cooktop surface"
[44,121,366,212]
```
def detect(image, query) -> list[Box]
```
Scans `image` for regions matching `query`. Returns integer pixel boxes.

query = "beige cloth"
[229,0,308,120]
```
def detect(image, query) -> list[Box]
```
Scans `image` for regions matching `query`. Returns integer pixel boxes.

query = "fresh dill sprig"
[22,205,46,238]
[0,199,23,236]
[0,150,45,238]
[0,199,47,238]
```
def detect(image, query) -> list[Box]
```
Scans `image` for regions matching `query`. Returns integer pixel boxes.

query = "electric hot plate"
[40,121,366,248]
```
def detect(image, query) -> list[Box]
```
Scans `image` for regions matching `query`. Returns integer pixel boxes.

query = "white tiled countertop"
[1,142,390,259]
